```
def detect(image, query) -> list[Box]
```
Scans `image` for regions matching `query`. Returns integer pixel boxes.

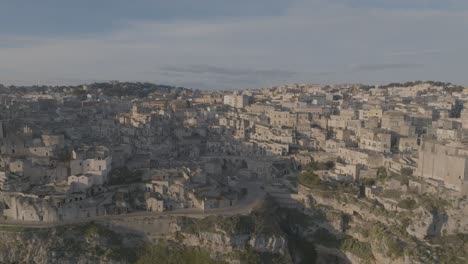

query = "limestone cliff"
[0,197,466,264]
[0,224,140,264]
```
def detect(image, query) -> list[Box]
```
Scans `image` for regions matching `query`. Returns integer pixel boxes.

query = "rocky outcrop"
[0,211,292,264]
[180,231,287,255]
[249,234,287,254]
[1,195,464,264]
[0,231,52,263]
[181,231,248,252]
[407,207,448,239]
[0,192,58,222]
[0,223,141,264]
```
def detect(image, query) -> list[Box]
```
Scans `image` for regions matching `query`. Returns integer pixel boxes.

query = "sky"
[0,0,468,90]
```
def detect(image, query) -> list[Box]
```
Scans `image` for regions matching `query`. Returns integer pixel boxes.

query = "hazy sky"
[1,0,467,89]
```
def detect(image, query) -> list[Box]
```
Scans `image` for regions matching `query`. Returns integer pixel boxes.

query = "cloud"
[145,65,298,90]
[301,63,424,79]
[385,49,443,57]
[161,65,296,78]
[348,63,424,72]
[0,0,468,89]
[331,0,468,10]
[0,0,290,35]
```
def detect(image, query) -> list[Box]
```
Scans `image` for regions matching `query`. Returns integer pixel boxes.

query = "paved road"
[0,181,266,229]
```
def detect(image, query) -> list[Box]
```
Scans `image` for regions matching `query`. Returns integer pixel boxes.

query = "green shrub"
[340,236,374,261]
[298,171,321,188]
[305,161,335,171]
[0,226,30,232]
[83,224,99,237]
[136,242,222,264]
[376,167,388,181]
[397,198,417,210]
[400,168,413,177]
[369,223,403,259]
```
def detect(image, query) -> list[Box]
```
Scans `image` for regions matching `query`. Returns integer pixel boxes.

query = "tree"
[376,167,388,180]
[298,171,321,188]
[400,167,413,177]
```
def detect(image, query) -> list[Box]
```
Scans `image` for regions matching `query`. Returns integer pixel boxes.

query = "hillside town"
[0,81,467,262]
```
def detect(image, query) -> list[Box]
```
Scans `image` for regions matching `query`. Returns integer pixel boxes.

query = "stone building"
[416,140,468,193]
[69,146,112,185]
[358,128,392,153]
[398,137,419,153]
[223,94,250,109]
[146,193,164,212]
[268,110,297,127]
[358,108,383,121]
[337,147,384,169]
[381,111,416,136]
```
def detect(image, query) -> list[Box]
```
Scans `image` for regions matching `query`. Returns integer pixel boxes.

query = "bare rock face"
[181,231,246,252]
[180,230,287,255]
[407,207,449,239]
[372,252,413,264]
[0,232,49,263]
[0,193,58,222]
[0,229,89,264]
[0,224,140,264]
[248,235,287,254]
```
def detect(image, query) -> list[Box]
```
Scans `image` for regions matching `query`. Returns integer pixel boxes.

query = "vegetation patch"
[73,222,138,261]
[297,160,336,188]
[0,225,33,232]
[381,189,402,200]
[232,246,291,264]
[136,242,223,264]
[368,222,403,259]
[417,193,450,211]
[304,160,335,171]
[397,198,417,210]
[339,236,374,262]
[108,167,143,185]
[298,171,321,188]
[376,167,388,181]
[180,200,283,237]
